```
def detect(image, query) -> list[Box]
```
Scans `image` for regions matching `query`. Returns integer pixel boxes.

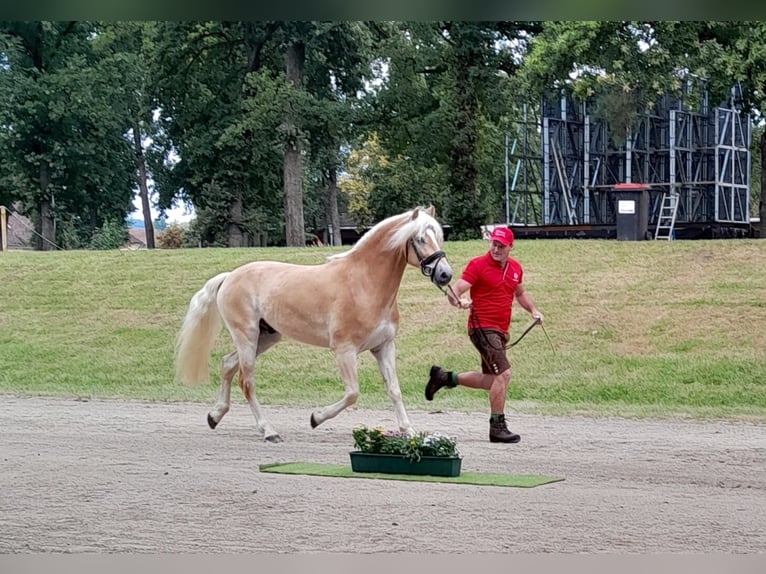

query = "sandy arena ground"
[1,395,765,553]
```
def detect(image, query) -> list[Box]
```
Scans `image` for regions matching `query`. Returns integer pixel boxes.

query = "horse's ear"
[411,207,420,221]
[426,204,435,217]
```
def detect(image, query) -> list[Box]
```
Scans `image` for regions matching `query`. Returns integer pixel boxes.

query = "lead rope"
[445,284,555,353]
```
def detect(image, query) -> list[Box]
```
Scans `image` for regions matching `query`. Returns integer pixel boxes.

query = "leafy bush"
[89,219,127,250]
[352,425,460,462]
[157,224,184,249]
[55,216,85,249]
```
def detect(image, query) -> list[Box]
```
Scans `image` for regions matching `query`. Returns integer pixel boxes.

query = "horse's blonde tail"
[174,272,230,386]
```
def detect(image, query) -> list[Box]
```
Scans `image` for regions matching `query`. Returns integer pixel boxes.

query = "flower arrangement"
[352,425,460,462]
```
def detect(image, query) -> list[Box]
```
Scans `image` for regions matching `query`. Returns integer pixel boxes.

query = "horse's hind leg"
[234,327,283,442]
[208,351,238,429]
[371,340,414,435]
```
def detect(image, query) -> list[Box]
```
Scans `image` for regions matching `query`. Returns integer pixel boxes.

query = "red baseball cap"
[489,227,514,246]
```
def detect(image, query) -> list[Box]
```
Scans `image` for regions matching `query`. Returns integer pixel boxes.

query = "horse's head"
[340,205,453,290]
[404,206,453,290]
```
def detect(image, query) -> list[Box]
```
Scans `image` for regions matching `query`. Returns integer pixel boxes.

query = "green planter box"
[349,451,462,477]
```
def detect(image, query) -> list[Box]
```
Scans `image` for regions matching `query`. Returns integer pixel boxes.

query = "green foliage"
[524,22,702,149]
[352,425,460,462]
[0,21,138,249]
[55,215,86,249]
[369,22,548,236]
[89,218,127,250]
[340,132,448,229]
[151,22,265,247]
[3,20,766,247]
[150,21,381,247]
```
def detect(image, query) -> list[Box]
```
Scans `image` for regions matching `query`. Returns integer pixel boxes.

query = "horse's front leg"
[371,339,414,436]
[310,348,360,428]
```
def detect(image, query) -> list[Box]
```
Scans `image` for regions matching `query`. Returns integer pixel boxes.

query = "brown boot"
[425,365,456,401]
[489,414,521,443]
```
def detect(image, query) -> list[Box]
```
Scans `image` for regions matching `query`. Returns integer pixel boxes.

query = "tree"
[151,22,284,247]
[275,21,380,246]
[369,22,542,237]
[301,21,381,247]
[152,21,378,247]
[0,21,135,250]
[92,21,162,249]
[281,24,308,246]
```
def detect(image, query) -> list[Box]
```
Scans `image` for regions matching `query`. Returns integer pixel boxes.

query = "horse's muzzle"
[430,259,453,288]
[417,248,452,288]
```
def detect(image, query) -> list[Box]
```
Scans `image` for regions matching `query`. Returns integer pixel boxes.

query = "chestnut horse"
[174,206,453,442]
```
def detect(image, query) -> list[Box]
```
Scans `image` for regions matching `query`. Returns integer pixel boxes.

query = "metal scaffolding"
[503,83,751,233]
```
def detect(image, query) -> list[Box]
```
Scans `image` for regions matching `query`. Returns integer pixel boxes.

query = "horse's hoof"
[264,434,283,443]
[310,413,319,429]
[207,414,218,430]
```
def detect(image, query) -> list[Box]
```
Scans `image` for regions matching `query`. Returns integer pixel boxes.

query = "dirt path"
[2,396,765,553]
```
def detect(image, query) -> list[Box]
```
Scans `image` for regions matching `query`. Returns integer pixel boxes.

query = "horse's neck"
[348,234,408,300]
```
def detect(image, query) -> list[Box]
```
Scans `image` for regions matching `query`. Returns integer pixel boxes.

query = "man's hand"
[447,290,471,309]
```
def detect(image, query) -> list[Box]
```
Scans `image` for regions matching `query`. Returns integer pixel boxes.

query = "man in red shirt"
[425,226,543,443]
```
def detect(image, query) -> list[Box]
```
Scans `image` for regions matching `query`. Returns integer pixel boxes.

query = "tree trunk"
[326,167,341,246]
[227,190,246,247]
[132,119,155,249]
[283,41,306,247]
[760,130,766,238]
[36,161,55,251]
[448,56,481,239]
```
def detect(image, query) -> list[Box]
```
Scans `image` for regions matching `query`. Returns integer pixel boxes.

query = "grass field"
[2,238,765,422]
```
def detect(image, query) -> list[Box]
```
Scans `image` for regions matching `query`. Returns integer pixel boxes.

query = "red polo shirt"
[461,252,523,333]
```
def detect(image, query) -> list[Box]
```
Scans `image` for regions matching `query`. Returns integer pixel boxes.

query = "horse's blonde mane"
[387,207,443,249]
[327,207,442,262]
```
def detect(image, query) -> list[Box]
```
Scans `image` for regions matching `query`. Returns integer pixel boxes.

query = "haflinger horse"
[174,205,453,442]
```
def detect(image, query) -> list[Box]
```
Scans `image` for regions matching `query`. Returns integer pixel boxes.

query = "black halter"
[407,237,447,286]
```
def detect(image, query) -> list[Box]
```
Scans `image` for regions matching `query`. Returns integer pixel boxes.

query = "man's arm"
[514,284,543,323]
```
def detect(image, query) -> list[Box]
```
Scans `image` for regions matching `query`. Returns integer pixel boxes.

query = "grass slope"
[1,238,765,421]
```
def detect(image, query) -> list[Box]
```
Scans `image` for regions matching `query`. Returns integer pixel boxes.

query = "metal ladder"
[654,193,679,240]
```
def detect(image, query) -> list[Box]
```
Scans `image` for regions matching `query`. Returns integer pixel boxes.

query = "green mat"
[259,462,564,488]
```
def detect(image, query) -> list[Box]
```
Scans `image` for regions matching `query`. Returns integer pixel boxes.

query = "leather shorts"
[468,328,510,375]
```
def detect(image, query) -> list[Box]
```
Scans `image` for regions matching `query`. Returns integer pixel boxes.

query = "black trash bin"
[613,183,650,241]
